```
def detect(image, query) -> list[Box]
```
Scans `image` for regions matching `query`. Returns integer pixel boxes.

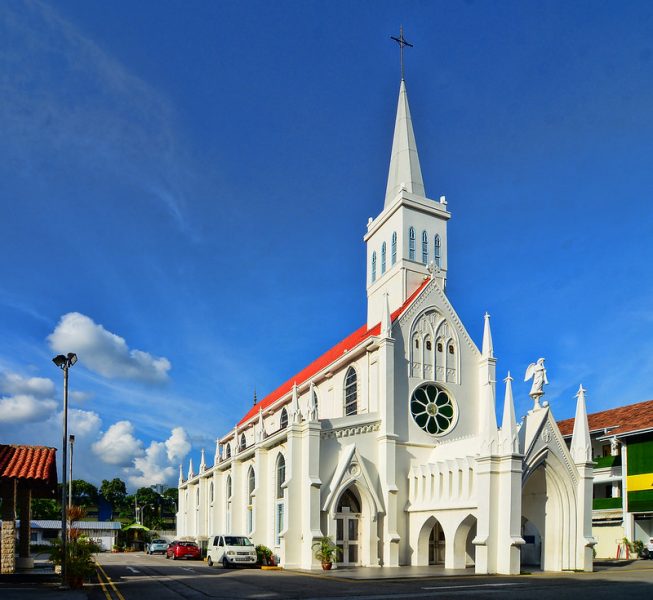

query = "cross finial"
[390,25,413,80]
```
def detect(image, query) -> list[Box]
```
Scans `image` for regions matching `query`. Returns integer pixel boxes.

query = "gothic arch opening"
[522,452,577,571]
[335,486,362,566]
[453,514,477,568]
[416,515,446,566]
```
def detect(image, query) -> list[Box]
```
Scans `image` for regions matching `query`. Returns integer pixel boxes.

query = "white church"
[177,77,595,574]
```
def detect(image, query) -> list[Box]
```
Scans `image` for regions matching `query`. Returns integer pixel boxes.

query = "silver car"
[147,539,168,555]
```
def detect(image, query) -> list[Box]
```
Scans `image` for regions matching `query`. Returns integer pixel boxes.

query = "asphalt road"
[90,552,653,600]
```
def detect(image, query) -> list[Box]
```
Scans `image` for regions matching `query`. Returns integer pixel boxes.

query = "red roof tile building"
[0,445,58,574]
[177,78,593,575]
[558,400,653,558]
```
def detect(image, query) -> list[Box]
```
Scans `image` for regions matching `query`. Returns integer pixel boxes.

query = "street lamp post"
[68,434,75,512]
[53,352,77,586]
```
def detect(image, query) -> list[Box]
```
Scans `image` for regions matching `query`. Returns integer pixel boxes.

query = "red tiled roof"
[0,445,58,496]
[558,399,653,437]
[237,278,432,428]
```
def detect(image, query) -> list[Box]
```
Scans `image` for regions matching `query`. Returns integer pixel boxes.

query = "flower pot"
[67,576,84,589]
[322,562,332,570]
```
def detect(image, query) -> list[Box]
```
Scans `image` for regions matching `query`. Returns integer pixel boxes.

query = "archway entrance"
[335,487,361,566]
[428,521,445,565]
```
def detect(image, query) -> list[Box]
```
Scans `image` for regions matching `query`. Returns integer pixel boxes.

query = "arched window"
[371,251,377,283]
[434,234,441,267]
[423,335,433,378]
[381,242,387,274]
[209,481,214,503]
[280,407,288,429]
[391,231,397,265]
[225,443,231,459]
[240,433,246,450]
[247,467,255,534]
[276,454,285,499]
[337,487,361,513]
[344,366,358,416]
[275,454,286,545]
[226,475,232,533]
[409,227,416,260]
[422,230,428,265]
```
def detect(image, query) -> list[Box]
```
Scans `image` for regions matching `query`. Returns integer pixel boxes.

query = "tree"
[31,498,60,519]
[70,480,98,507]
[100,478,127,511]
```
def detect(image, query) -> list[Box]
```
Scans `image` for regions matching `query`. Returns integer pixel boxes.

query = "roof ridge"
[235,278,432,429]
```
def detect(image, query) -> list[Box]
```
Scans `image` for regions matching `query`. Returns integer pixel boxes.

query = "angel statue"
[524,358,548,408]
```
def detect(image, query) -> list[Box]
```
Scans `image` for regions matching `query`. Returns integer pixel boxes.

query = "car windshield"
[152,540,166,544]
[224,536,252,546]
[179,542,198,547]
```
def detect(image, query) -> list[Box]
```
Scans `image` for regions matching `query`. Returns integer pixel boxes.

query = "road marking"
[422,583,524,590]
[126,566,140,573]
[181,567,196,572]
[96,560,127,600]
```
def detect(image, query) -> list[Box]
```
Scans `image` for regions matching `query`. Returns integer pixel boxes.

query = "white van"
[207,535,257,567]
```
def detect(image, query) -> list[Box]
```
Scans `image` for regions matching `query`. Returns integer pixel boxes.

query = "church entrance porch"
[335,488,361,566]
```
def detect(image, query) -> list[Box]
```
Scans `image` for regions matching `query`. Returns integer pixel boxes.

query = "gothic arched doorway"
[428,521,446,565]
[335,486,361,566]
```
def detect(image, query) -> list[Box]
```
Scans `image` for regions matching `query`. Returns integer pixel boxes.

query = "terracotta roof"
[237,278,432,428]
[558,399,653,438]
[0,445,58,497]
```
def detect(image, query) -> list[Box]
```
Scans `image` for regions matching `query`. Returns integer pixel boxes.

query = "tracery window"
[409,227,416,260]
[391,231,397,265]
[240,433,246,450]
[381,242,387,274]
[371,251,377,283]
[410,383,456,436]
[344,366,358,416]
[225,443,231,460]
[280,407,288,429]
[434,234,441,267]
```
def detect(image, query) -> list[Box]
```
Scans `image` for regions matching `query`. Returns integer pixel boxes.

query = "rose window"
[410,383,456,435]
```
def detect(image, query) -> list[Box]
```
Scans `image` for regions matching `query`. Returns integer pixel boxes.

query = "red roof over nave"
[237,278,432,429]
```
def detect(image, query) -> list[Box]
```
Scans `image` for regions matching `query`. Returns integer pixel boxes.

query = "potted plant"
[49,536,100,588]
[256,544,273,566]
[312,536,340,570]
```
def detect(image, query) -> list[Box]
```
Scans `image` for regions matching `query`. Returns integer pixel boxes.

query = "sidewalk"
[0,553,87,600]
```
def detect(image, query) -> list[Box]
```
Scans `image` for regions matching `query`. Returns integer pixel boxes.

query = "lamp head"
[67,353,78,366]
[69,434,75,444]
[52,354,67,368]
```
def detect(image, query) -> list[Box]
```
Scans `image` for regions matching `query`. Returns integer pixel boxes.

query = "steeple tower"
[365,79,451,327]
[385,80,425,206]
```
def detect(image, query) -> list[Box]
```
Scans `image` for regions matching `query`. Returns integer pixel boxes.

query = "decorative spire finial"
[390,25,413,80]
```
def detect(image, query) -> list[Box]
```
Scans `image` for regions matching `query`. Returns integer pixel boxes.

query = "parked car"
[166,541,201,560]
[207,535,257,568]
[147,539,168,555]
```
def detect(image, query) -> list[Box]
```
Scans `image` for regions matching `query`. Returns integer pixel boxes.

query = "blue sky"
[1,0,652,490]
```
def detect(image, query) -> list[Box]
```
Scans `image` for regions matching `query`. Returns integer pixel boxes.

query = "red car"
[166,541,201,560]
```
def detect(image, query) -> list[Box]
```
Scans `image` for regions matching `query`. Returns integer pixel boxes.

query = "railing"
[594,455,622,469]
[593,497,623,510]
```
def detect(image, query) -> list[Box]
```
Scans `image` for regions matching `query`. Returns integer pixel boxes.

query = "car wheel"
[222,557,229,569]
[207,557,213,567]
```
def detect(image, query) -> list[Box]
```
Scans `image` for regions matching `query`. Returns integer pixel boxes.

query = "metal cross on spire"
[390,25,413,80]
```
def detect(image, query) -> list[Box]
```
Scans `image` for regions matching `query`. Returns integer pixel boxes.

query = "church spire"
[482,312,494,358]
[570,385,592,464]
[500,372,519,454]
[380,292,392,338]
[384,80,425,207]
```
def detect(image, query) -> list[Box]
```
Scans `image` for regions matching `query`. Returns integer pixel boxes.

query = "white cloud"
[0,372,55,397]
[68,408,102,437]
[70,390,94,404]
[92,420,144,466]
[48,312,171,383]
[129,427,191,488]
[165,426,191,462]
[0,393,57,424]
[0,371,57,424]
